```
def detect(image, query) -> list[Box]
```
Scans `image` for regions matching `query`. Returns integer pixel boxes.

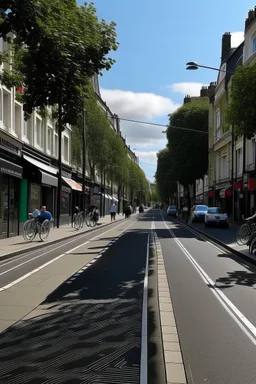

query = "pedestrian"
[109,202,117,221]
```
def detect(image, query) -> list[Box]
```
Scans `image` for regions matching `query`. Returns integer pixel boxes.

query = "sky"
[79,0,254,182]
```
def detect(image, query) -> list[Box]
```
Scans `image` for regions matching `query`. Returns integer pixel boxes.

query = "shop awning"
[41,171,58,187]
[208,190,214,197]
[234,180,243,190]
[111,196,118,202]
[23,154,58,175]
[0,157,23,178]
[62,177,82,192]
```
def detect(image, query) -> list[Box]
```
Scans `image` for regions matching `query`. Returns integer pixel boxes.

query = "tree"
[155,148,177,202]
[226,64,256,138]
[167,99,209,187]
[0,1,118,126]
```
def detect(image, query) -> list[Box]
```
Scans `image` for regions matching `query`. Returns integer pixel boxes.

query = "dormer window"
[253,38,256,53]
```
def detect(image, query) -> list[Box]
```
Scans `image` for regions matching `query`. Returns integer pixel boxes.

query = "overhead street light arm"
[186,61,234,74]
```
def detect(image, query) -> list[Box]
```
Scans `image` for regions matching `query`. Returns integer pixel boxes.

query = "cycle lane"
[156,213,256,383]
[0,217,151,384]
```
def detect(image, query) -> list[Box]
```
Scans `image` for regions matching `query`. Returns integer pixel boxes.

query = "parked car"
[205,207,229,228]
[190,205,208,222]
[167,205,177,217]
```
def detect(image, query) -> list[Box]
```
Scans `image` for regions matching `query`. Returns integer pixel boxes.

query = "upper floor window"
[63,136,69,162]
[216,110,221,128]
[36,118,42,147]
[253,38,256,54]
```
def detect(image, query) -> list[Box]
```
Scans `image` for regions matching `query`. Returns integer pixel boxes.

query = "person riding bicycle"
[74,206,80,214]
[38,205,52,224]
[92,206,100,222]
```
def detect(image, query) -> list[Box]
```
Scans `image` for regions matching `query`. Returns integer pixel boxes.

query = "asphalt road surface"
[2,209,256,383]
[0,214,152,384]
[158,211,256,384]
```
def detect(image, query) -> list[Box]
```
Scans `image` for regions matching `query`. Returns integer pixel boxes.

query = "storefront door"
[0,174,20,238]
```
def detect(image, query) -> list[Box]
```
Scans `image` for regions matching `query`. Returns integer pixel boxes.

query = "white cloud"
[136,151,157,165]
[231,31,244,48]
[100,87,179,151]
[169,82,207,96]
[101,88,180,119]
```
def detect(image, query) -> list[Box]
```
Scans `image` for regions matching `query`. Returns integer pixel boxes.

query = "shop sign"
[215,182,231,190]
[0,131,22,156]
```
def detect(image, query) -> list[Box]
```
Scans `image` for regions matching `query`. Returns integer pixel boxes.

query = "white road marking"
[0,215,143,268]
[161,214,256,346]
[0,218,138,277]
[0,219,137,291]
[140,226,151,384]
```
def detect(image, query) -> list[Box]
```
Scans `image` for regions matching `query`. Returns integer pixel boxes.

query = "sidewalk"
[0,213,130,261]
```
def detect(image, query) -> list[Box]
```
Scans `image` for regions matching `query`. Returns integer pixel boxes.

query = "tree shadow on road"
[0,230,153,384]
[215,270,256,289]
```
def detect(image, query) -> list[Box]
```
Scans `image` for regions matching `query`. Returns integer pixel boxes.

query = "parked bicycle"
[236,218,256,246]
[73,211,84,230]
[85,208,99,227]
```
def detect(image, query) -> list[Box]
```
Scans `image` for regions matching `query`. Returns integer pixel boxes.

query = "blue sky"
[79,0,254,181]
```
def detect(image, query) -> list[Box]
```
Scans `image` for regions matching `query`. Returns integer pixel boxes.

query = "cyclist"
[38,205,52,224]
[92,206,100,222]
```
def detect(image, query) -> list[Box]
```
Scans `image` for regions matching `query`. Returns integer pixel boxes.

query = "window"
[63,136,69,162]
[248,139,255,165]
[253,38,256,54]
[236,148,242,174]
[23,120,28,137]
[47,127,52,152]
[54,133,58,157]
[220,156,227,179]
[36,118,42,147]
[216,110,221,128]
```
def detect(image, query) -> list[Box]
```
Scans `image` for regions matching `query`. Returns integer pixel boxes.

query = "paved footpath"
[0,213,131,260]
[0,210,185,384]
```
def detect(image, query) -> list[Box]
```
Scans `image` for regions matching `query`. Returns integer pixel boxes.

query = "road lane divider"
[161,214,256,346]
[0,219,137,292]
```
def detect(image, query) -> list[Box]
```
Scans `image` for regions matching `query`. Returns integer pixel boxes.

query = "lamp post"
[186,61,235,223]
[82,108,86,219]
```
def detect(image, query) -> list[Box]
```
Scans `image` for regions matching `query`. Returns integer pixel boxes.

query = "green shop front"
[0,130,23,239]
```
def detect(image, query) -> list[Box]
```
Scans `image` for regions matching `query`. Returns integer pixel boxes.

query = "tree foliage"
[226,64,256,138]
[155,147,177,201]
[0,1,118,126]
[167,100,209,186]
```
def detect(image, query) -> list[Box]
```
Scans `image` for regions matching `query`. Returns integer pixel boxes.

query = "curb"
[172,216,256,266]
[153,230,187,384]
[0,217,129,262]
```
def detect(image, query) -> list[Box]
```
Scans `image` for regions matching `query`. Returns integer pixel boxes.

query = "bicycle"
[23,217,51,242]
[73,211,84,230]
[236,219,256,246]
[85,212,98,227]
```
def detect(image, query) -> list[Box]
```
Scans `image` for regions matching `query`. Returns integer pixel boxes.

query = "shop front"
[0,130,23,238]
[22,153,58,222]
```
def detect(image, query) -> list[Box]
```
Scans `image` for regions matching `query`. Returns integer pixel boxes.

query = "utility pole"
[56,100,62,228]
[82,108,86,218]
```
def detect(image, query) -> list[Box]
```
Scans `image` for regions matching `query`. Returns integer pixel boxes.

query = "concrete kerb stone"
[0,216,129,262]
[153,230,187,384]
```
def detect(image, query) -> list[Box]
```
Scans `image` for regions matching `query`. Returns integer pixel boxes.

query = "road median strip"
[152,230,187,384]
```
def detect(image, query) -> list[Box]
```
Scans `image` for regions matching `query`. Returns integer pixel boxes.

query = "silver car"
[191,205,208,222]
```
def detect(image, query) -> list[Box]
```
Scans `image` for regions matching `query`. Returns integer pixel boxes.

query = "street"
[1,210,256,383]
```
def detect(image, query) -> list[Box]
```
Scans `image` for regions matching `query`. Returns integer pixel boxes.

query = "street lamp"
[186,60,235,223]
[186,61,234,75]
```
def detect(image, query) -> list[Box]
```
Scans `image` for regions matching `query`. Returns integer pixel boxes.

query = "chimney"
[200,86,208,97]
[221,32,231,58]
[183,95,191,104]
[208,82,217,102]
[245,9,256,32]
